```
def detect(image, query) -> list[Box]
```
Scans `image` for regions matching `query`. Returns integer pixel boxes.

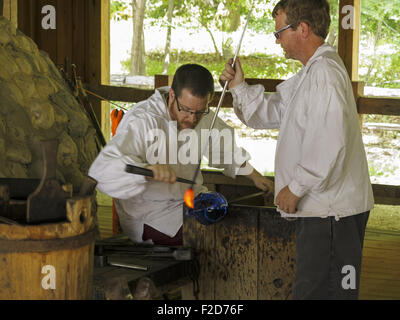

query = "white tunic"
[230,43,374,219]
[89,87,252,242]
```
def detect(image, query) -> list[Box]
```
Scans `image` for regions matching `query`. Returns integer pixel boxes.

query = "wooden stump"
[0,196,95,300]
[182,204,296,300]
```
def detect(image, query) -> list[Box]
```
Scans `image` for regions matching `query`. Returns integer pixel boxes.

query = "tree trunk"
[204,24,222,60]
[162,0,174,74]
[130,0,147,76]
[365,20,382,85]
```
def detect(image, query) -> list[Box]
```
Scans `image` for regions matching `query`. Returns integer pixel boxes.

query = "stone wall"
[0,16,100,192]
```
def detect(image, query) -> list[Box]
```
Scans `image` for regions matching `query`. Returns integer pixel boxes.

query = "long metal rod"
[189,3,254,189]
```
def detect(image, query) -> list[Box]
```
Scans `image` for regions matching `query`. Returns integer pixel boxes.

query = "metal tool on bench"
[229,191,266,204]
[96,242,194,261]
[125,164,195,185]
[94,244,149,271]
[107,257,149,271]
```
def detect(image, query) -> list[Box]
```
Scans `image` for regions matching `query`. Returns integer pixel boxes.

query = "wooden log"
[0,196,95,299]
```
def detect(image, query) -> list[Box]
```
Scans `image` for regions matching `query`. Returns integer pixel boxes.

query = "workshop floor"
[97,205,400,300]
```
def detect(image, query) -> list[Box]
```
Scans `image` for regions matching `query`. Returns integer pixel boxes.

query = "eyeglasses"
[176,98,209,116]
[274,24,292,39]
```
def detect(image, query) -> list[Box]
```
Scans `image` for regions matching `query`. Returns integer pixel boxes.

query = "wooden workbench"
[93,236,194,300]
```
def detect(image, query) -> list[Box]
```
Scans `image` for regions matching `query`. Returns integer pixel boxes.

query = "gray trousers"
[292,211,370,300]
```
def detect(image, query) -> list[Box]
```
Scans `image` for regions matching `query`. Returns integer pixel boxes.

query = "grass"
[121,49,303,82]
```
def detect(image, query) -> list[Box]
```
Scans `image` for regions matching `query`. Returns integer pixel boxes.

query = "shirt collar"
[304,42,335,70]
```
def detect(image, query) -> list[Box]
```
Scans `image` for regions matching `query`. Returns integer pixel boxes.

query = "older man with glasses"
[220,0,374,300]
[89,64,273,246]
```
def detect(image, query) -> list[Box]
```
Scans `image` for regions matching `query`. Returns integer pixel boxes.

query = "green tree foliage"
[110,0,131,21]
[359,0,400,88]
[113,0,400,90]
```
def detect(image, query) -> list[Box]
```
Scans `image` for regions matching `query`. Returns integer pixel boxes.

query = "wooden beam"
[0,0,3,15]
[202,171,400,206]
[372,184,400,206]
[245,78,284,92]
[85,79,370,109]
[83,83,154,103]
[358,97,400,116]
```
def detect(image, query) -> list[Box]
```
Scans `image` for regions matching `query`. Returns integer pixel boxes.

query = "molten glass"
[184,188,194,209]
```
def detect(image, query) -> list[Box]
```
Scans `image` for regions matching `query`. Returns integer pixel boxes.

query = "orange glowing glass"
[184,188,194,209]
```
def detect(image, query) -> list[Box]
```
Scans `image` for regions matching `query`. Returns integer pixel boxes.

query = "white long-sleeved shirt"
[230,43,374,219]
[89,87,252,242]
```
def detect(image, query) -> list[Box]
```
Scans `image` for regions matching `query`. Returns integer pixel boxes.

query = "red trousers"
[142,224,183,246]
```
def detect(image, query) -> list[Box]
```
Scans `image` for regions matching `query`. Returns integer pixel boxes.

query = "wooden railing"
[85,77,400,116]
[84,75,400,206]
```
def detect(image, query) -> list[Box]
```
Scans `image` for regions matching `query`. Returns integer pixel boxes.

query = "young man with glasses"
[89,64,273,246]
[220,0,374,299]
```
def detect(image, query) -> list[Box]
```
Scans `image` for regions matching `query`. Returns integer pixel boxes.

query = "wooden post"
[154,74,173,89]
[2,0,18,26]
[86,0,110,143]
[338,0,363,129]
[338,0,360,81]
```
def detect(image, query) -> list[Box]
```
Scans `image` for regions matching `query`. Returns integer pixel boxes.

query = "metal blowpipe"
[186,3,255,196]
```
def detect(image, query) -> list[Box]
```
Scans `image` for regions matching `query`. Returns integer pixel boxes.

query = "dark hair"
[171,64,214,100]
[272,0,331,39]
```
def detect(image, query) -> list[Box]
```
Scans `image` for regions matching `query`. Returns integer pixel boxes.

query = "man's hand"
[146,164,177,184]
[219,57,245,89]
[248,169,274,197]
[275,186,301,214]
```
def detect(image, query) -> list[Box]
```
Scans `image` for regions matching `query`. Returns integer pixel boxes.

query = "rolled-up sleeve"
[230,81,282,129]
[88,119,149,200]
